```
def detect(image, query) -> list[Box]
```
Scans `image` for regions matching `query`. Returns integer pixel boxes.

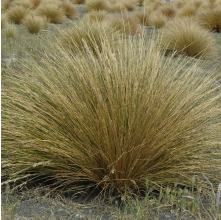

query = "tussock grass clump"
[106,13,142,35]
[2,34,221,196]
[36,3,66,23]
[109,2,127,13]
[191,0,203,9]
[31,0,42,8]
[85,0,109,11]
[59,21,117,53]
[22,14,48,34]
[159,4,176,18]
[7,5,30,24]
[82,10,107,23]
[4,22,17,38]
[134,9,150,26]
[1,13,8,29]
[59,1,77,19]
[11,0,33,9]
[177,5,198,17]
[161,17,216,59]
[1,0,11,13]
[121,0,138,11]
[149,11,167,28]
[197,7,221,33]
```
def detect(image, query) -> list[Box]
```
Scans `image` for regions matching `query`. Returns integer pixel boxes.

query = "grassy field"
[1,0,221,219]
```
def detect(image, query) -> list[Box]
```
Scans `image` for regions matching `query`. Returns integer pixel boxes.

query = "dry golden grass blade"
[2,31,221,196]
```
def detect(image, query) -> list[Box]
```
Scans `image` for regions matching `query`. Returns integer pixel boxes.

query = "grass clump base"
[2,32,221,198]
